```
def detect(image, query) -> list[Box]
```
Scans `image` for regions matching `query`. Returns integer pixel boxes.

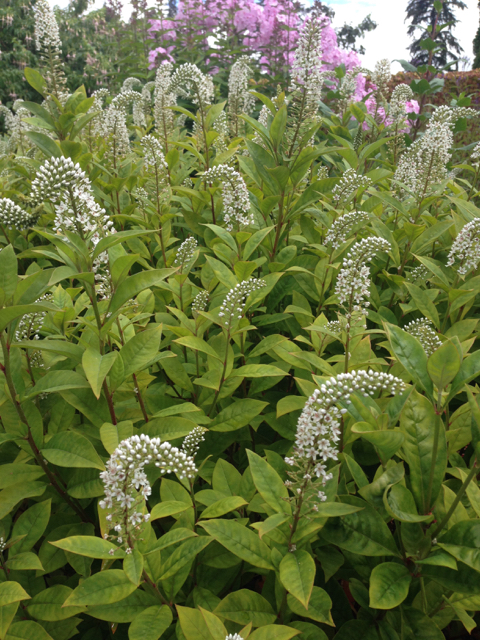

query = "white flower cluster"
[317,165,329,180]
[140,134,168,173]
[225,635,243,640]
[33,0,67,100]
[429,105,477,128]
[101,106,131,160]
[291,17,328,112]
[213,112,229,154]
[325,211,369,249]
[219,278,266,328]
[332,168,372,205]
[170,63,214,109]
[0,103,33,153]
[111,89,146,128]
[15,295,51,342]
[32,157,114,247]
[471,142,480,167]
[447,219,480,276]
[99,433,197,549]
[182,426,206,457]
[33,0,62,53]
[325,320,341,334]
[371,59,391,98]
[31,157,82,203]
[394,120,452,198]
[204,164,253,232]
[335,237,390,316]
[406,264,430,285]
[192,289,209,317]
[0,198,39,230]
[89,88,109,136]
[154,62,176,141]
[228,56,254,134]
[252,105,270,149]
[390,84,414,122]
[285,370,406,502]
[174,236,197,270]
[404,318,442,356]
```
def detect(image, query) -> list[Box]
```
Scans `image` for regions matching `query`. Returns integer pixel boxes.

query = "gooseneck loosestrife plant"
[1,3,480,640]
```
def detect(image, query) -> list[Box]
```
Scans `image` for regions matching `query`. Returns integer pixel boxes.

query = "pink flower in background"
[148,0,370,99]
[363,97,420,131]
[148,46,175,69]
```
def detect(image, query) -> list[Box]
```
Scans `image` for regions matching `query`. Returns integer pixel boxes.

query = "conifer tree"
[406,0,467,67]
[473,1,480,68]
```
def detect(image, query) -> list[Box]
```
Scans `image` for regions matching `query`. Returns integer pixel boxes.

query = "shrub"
[1,5,480,640]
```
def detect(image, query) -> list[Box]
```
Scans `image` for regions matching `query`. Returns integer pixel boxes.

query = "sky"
[48,0,479,72]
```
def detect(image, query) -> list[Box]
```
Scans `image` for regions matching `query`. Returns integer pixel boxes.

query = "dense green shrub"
[1,4,480,640]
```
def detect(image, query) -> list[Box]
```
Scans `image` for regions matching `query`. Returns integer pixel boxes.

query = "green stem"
[424,414,442,514]
[430,459,478,540]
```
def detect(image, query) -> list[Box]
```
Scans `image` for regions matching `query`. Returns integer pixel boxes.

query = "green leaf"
[0,464,45,490]
[438,520,480,572]
[247,450,291,515]
[0,482,46,520]
[249,626,301,640]
[109,270,174,315]
[427,339,462,390]
[87,590,157,623]
[200,519,275,570]
[8,499,50,555]
[383,484,433,523]
[5,621,53,640]
[0,303,57,333]
[23,371,90,400]
[200,496,247,519]
[400,389,446,513]
[369,562,411,609]
[230,365,286,378]
[24,68,46,96]
[5,552,42,571]
[25,132,62,158]
[214,590,276,627]
[385,323,433,396]
[0,582,31,606]
[209,399,268,432]
[280,550,316,609]
[124,548,144,586]
[287,587,333,625]
[174,336,221,361]
[158,536,212,581]
[99,421,133,455]
[63,570,137,606]
[128,605,172,640]
[28,585,85,621]
[120,325,163,378]
[313,502,364,517]
[50,536,126,559]
[243,226,274,260]
[150,500,191,520]
[269,104,287,150]
[321,496,401,557]
[0,603,19,639]
[82,349,118,399]
[0,246,18,299]
[41,432,105,470]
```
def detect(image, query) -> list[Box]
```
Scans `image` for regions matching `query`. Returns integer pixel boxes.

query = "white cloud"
[49,0,479,73]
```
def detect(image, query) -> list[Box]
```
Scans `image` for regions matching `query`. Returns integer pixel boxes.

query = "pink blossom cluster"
[148,0,366,100]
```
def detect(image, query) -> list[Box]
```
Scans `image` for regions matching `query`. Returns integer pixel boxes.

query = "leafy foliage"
[0,8,480,640]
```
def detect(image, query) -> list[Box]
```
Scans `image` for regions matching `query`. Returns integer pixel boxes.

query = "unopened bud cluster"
[404,318,442,356]
[285,370,406,504]
[406,264,430,285]
[325,211,369,249]
[332,168,372,205]
[141,135,168,173]
[371,59,391,98]
[228,56,254,134]
[0,198,39,230]
[192,289,209,317]
[174,236,197,270]
[335,237,390,316]
[31,157,82,203]
[204,164,253,231]
[219,278,266,328]
[99,433,197,550]
[170,63,214,109]
[181,426,207,457]
[447,219,480,276]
